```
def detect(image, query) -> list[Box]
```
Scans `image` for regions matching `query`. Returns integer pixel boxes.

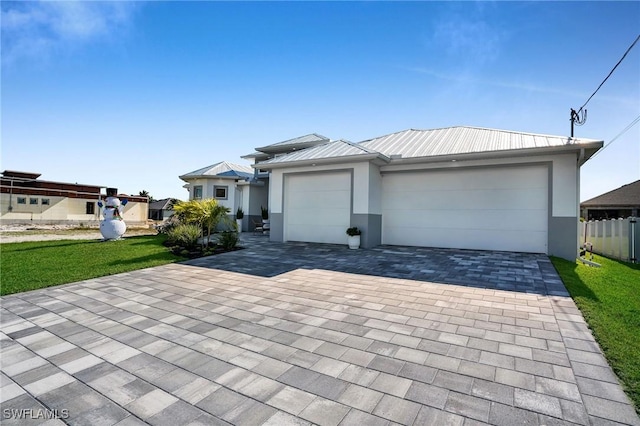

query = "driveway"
[1,235,638,425]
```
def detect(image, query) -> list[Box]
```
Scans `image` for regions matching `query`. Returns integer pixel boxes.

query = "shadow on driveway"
[183,235,568,296]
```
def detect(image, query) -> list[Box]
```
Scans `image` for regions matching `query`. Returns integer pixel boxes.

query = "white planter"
[347,235,361,249]
[236,219,242,233]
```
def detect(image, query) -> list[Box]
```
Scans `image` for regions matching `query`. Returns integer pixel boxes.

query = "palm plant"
[173,199,231,249]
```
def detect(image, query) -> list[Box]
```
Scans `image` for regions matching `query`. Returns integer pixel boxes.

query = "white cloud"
[1,1,138,66]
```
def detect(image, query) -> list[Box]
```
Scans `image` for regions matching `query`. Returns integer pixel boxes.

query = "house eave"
[254,153,390,170]
[380,142,604,167]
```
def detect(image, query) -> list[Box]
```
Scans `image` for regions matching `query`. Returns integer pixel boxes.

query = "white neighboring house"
[255,126,603,261]
[179,161,268,231]
[0,170,149,226]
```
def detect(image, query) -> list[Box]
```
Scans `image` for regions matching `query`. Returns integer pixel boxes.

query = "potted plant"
[346,226,361,249]
[261,206,270,233]
[235,207,244,233]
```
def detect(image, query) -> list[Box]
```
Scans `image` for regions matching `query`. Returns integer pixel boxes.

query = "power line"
[570,33,640,137]
[578,33,640,114]
[590,113,640,160]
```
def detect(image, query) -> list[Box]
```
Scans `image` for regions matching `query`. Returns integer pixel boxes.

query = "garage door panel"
[384,188,547,211]
[387,208,547,230]
[286,207,350,226]
[382,167,548,253]
[285,173,351,244]
[287,190,350,210]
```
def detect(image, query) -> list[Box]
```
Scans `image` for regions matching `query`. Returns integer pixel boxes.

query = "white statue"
[98,189,127,240]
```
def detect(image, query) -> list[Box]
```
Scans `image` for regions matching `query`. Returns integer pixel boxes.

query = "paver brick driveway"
[1,235,639,425]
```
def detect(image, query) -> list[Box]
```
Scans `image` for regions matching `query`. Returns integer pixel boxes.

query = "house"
[148,198,176,221]
[180,136,330,231]
[0,170,149,226]
[179,161,267,231]
[254,126,603,261]
[581,180,640,220]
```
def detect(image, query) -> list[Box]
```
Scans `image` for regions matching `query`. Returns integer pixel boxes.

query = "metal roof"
[255,133,330,154]
[258,140,388,165]
[581,180,640,207]
[359,126,602,158]
[179,161,254,180]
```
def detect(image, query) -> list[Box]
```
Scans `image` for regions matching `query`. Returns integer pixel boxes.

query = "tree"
[138,190,155,202]
[172,199,231,249]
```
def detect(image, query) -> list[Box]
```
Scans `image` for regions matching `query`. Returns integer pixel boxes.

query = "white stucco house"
[179,161,268,231]
[180,136,330,231]
[253,126,603,261]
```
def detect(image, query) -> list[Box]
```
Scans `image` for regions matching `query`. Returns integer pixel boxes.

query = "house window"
[193,185,203,200]
[86,202,95,214]
[214,186,228,200]
[30,198,38,205]
[42,199,50,205]
[17,197,26,204]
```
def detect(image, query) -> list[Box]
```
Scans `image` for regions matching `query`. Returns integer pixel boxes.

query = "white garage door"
[382,166,548,253]
[284,172,351,244]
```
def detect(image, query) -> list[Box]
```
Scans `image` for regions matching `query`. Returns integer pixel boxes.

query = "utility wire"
[577,33,640,114]
[590,113,640,160]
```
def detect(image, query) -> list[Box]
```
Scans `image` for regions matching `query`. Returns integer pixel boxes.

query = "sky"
[2,1,639,203]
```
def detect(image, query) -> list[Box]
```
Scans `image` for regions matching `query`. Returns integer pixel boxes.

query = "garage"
[284,172,351,244]
[381,166,549,253]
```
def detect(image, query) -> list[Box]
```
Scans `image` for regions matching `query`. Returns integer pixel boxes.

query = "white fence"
[581,217,638,263]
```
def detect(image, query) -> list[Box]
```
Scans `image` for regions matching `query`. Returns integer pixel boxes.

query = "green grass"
[551,254,640,412]
[1,235,184,296]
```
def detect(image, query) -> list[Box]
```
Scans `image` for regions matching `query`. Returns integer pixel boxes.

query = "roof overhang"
[254,153,391,170]
[377,141,604,168]
[254,141,327,155]
[179,174,251,182]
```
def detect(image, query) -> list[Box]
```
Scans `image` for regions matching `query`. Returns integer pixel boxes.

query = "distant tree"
[138,190,155,202]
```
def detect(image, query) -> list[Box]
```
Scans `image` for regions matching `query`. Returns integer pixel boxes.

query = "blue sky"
[2,1,639,202]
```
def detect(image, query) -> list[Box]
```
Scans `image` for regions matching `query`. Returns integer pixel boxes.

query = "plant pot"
[347,235,360,249]
[236,219,242,233]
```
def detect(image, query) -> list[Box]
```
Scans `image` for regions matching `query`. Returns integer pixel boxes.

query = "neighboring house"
[255,126,603,261]
[0,170,149,226]
[580,180,640,220]
[148,198,175,221]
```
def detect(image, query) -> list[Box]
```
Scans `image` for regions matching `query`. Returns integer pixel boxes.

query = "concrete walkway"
[1,236,638,425]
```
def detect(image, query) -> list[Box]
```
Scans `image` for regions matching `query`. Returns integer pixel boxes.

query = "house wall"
[267,151,581,260]
[186,177,237,213]
[247,181,268,231]
[0,194,149,226]
[379,152,580,260]
[268,161,381,247]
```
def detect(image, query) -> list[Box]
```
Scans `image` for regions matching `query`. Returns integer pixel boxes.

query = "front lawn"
[551,254,640,413]
[1,235,184,296]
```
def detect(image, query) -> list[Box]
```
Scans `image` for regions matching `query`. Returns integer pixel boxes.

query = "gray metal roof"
[360,126,602,158]
[255,133,330,154]
[179,161,254,180]
[258,140,387,165]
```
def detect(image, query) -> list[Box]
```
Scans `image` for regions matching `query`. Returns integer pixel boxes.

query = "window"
[17,197,26,204]
[193,185,203,200]
[214,186,228,200]
[30,198,38,205]
[41,199,50,205]
[86,202,95,215]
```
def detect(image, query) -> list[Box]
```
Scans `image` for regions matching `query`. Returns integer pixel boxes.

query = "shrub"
[346,227,361,236]
[218,231,240,251]
[166,223,201,249]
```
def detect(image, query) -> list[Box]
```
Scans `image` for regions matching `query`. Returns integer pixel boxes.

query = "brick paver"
[1,235,638,425]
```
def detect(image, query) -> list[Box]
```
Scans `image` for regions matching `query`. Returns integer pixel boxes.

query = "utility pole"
[570,108,586,137]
